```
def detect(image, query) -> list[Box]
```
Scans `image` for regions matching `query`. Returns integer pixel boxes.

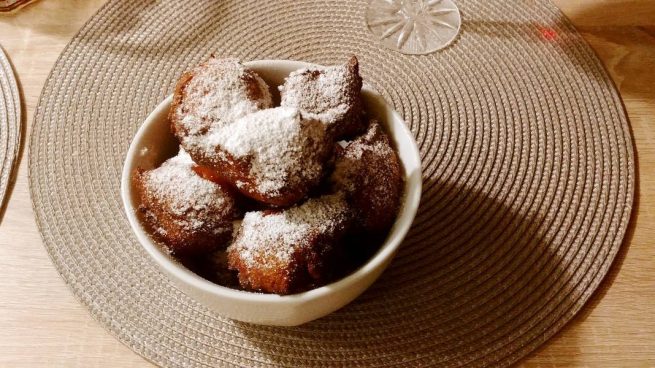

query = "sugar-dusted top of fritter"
[331,121,403,232]
[279,56,363,137]
[205,106,328,198]
[139,148,236,238]
[229,193,351,271]
[171,57,272,138]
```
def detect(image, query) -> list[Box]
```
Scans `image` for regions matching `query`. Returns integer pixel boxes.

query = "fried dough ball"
[134,149,239,255]
[331,121,403,233]
[227,193,352,294]
[191,107,331,207]
[170,57,273,160]
[279,56,364,139]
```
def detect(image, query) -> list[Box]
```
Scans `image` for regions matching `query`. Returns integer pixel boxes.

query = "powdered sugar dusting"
[330,122,403,232]
[228,193,350,268]
[141,148,234,232]
[279,62,358,127]
[331,123,394,192]
[175,58,272,136]
[345,122,393,158]
[207,107,326,195]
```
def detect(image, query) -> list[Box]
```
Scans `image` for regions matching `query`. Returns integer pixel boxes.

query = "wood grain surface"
[0,0,653,366]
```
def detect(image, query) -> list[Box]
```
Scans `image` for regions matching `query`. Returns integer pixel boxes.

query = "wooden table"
[1,0,653,366]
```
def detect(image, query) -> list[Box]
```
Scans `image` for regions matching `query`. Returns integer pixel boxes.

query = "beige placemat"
[0,46,20,215]
[29,1,635,366]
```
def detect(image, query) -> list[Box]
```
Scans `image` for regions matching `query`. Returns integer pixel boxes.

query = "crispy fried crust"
[193,142,328,207]
[280,56,365,139]
[169,58,272,140]
[331,120,403,233]
[134,155,240,256]
[170,70,195,138]
[226,195,352,294]
[227,230,347,294]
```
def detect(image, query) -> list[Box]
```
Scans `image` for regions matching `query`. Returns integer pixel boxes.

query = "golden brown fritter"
[227,193,352,294]
[134,149,239,255]
[279,56,365,139]
[170,57,272,141]
[331,120,403,233]
[189,107,331,207]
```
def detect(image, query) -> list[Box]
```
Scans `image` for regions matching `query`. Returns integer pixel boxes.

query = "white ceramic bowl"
[121,60,422,326]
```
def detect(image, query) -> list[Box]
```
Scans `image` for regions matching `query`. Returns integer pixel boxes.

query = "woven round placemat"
[0,46,20,212]
[30,0,634,367]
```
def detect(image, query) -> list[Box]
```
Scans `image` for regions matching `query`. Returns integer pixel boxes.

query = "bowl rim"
[120,59,422,305]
